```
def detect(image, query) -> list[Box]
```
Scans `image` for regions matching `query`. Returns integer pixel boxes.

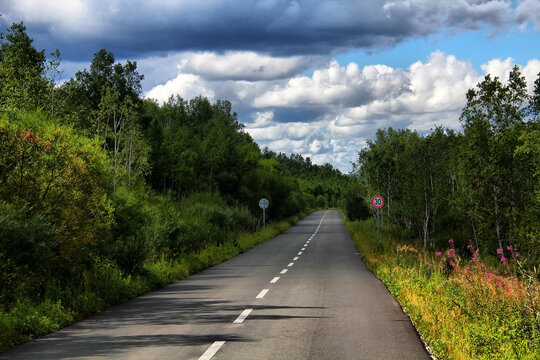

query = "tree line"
[0,22,352,309]
[355,66,539,264]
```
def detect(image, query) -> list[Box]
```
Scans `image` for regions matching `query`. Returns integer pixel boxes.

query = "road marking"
[270,277,280,283]
[256,289,269,298]
[280,269,288,274]
[233,308,253,324]
[288,262,294,267]
[298,252,302,255]
[293,256,298,260]
[199,341,225,360]
[302,247,306,250]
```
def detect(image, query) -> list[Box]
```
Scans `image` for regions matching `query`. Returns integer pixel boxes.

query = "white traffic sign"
[259,198,269,229]
[259,198,269,209]
[371,195,384,208]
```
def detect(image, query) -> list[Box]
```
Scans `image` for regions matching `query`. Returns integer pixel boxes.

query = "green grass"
[0,210,311,352]
[345,218,540,360]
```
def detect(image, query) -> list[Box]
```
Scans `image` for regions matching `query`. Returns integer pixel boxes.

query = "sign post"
[259,198,269,229]
[371,195,384,237]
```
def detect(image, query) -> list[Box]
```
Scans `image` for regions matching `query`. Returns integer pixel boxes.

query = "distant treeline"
[0,21,353,315]
[355,66,539,264]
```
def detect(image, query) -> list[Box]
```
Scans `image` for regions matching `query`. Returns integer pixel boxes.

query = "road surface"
[1,210,431,359]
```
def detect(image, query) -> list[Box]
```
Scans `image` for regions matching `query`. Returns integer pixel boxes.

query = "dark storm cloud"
[1,0,513,61]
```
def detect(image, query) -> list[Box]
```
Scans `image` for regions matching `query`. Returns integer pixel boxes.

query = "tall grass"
[346,218,540,360]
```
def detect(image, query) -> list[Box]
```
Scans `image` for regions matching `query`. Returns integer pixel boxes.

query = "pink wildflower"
[480,263,485,267]
[436,252,442,257]
[486,273,492,278]
[496,281,502,287]
[449,260,456,267]
[449,239,454,244]
[507,246,513,251]
[475,249,479,254]
[515,252,520,258]
[501,256,507,262]
[425,261,430,266]
[448,249,455,256]
[469,259,475,263]
[466,266,470,272]
[497,248,503,255]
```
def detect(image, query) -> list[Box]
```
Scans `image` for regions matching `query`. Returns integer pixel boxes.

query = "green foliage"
[0,201,58,304]
[0,110,114,282]
[0,22,48,112]
[0,299,74,351]
[107,185,152,274]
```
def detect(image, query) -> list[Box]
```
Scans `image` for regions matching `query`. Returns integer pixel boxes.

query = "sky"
[1,0,540,173]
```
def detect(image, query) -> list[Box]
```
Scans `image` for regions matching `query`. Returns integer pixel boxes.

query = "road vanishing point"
[1,210,431,360]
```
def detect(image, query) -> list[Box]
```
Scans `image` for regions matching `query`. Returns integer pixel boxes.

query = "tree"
[459,67,530,255]
[59,49,144,131]
[0,22,48,113]
[95,87,148,187]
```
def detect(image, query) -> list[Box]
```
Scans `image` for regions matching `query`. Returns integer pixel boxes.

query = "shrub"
[0,110,114,284]
[344,191,370,221]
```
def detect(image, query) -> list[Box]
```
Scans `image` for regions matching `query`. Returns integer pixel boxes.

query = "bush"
[0,110,114,287]
[345,191,370,220]
[0,201,59,304]
[107,185,151,274]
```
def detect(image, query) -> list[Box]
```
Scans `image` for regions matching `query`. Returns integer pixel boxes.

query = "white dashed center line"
[280,269,288,274]
[233,308,253,324]
[256,289,269,299]
[293,256,299,260]
[288,262,294,267]
[199,341,225,360]
[302,248,306,251]
[270,277,280,283]
[298,252,303,255]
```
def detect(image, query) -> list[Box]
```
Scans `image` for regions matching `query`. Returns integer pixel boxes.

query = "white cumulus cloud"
[515,0,540,30]
[179,51,312,81]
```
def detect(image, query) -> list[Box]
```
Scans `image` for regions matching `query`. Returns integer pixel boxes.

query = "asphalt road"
[1,210,431,360]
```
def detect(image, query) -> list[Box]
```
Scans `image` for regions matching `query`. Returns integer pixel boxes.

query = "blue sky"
[336,24,539,71]
[2,0,540,172]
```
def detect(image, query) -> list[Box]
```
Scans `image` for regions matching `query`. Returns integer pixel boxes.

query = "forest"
[0,23,353,350]
[355,66,540,265]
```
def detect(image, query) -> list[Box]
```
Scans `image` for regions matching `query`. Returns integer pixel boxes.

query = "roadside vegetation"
[0,23,352,351]
[346,219,539,359]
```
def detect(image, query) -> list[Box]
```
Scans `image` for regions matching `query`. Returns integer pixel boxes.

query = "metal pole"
[263,208,266,229]
[377,207,380,237]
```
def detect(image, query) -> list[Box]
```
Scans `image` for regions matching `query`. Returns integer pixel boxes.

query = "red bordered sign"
[371,195,384,208]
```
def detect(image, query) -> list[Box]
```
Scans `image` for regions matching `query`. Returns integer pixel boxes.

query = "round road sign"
[371,195,384,208]
[259,198,269,209]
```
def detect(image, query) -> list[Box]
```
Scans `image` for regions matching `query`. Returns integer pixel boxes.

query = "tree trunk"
[493,185,504,254]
